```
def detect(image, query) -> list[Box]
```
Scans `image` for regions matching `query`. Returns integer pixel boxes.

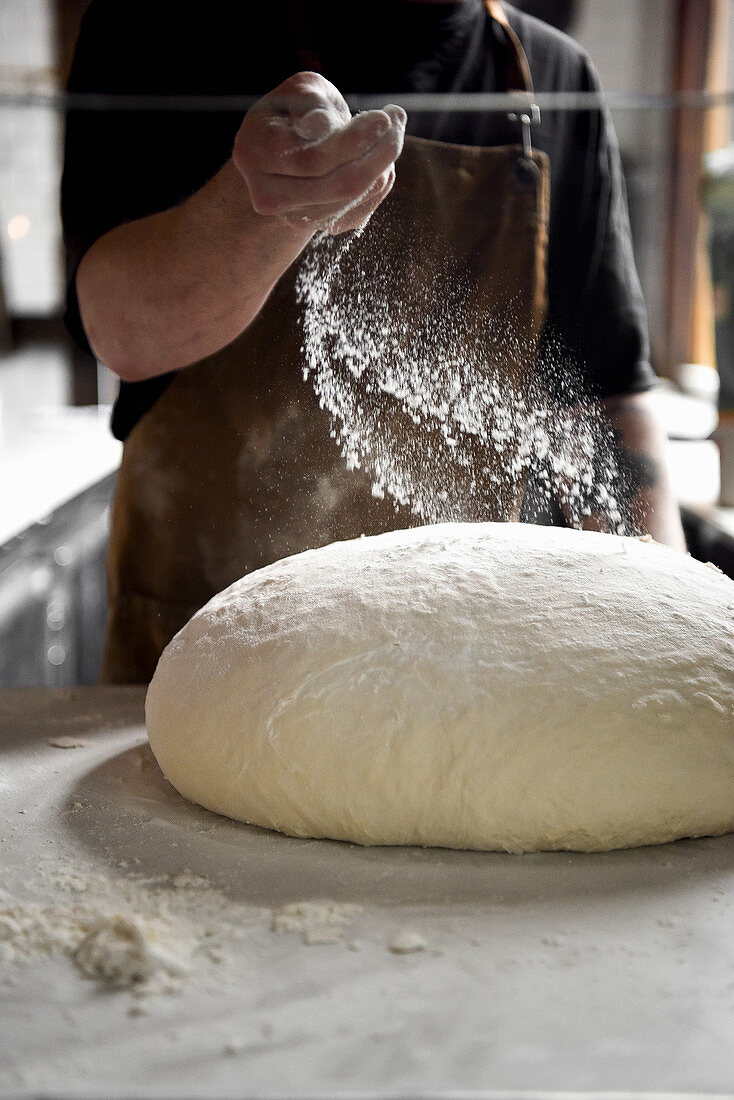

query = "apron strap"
[484,0,534,93]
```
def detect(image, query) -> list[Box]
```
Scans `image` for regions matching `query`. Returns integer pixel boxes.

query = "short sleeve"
[60,0,247,355]
[540,52,657,400]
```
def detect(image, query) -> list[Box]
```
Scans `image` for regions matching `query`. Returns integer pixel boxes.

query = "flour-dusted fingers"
[241,72,351,156]
[272,163,396,234]
[233,72,406,230]
[237,72,393,173]
[274,107,403,177]
[243,115,404,223]
[237,109,405,221]
[324,164,397,235]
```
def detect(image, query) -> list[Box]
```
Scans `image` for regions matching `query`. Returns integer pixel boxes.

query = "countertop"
[2,686,734,1099]
[0,402,121,546]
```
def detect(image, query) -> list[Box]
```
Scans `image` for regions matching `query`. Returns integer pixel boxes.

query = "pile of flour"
[0,903,191,993]
[296,230,631,533]
[0,862,226,998]
[0,857,374,1000]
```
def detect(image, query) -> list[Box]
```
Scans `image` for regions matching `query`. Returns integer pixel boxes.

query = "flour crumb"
[655,916,680,928]
[48,736,88,749]
[389,928,427,954]
[271,900,362,945]
[1,899,193,997]
[72,913,191,991]
[223,1038,245,1057]
[303,927,343,946]
[542,935,564,948]
[170,870,210,890]
[271,900,362,934]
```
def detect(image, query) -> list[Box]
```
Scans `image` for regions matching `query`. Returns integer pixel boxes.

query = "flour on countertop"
[1,897,195,996]
[389,928,428,954]
[1,857,367,997]
[72,913,191,990]
[0,903,191,993]
[271,900,363,945]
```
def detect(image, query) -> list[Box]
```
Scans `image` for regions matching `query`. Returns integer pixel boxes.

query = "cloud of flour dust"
[296,230,639,535]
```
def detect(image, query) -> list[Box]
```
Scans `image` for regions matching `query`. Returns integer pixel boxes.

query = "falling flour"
[296,229,634,533]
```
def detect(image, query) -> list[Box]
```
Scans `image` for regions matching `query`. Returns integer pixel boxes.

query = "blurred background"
[2,0,734,685]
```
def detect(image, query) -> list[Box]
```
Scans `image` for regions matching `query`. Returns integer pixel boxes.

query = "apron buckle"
[508,101,541,159]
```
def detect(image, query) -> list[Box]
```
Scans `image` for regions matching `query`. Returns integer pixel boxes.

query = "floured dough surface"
[145,523,734,852]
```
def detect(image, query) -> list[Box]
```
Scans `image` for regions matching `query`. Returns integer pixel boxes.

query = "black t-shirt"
[61,0,656,441]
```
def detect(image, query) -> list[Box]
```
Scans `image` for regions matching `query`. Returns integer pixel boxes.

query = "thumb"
[292,105,345,145]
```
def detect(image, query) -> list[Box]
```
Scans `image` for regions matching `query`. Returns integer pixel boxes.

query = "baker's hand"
[233,72,406,236]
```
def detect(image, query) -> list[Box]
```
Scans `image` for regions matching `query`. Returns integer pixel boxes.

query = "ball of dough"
[146,523,734,852]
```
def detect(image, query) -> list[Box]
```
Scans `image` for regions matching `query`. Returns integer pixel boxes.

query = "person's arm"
[585,392,687,551]
[75,72,405,381]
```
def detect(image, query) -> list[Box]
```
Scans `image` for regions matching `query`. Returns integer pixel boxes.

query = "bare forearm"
[76,74,405,383]
[593,393,687,551]
[76,159,314,381]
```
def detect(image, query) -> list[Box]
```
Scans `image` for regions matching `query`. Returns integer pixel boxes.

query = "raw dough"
[145,523,734,852]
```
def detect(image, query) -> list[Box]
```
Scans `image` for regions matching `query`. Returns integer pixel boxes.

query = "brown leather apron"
[100,0,550,683]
